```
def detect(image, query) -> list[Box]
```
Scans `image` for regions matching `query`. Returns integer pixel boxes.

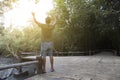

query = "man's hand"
[53,14,58,25]
[31,12,35,16]
[54,14,58,20]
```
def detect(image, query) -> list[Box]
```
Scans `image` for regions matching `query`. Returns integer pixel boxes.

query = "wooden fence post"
[17,52,22,73]
[36,56,42,74]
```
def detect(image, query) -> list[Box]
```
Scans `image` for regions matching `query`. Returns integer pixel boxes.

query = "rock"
[0,68,23,79]
[0,78,4,80]
[13,71,29,77]
[0,68,14,79]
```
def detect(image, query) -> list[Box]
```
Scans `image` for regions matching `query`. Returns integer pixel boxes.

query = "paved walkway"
[26,52,120,80]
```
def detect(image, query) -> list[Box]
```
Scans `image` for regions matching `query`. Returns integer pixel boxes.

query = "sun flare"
[4,0,54,28]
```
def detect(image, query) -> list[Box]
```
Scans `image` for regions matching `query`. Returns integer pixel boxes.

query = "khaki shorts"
[40,42,53,57]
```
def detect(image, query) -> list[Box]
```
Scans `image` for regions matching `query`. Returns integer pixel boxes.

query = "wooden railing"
[0,51,96,74]
[54,51,96,56]
[0,56,42,74]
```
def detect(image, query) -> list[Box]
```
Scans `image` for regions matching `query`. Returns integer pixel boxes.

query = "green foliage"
[52,0,96,51]
[0,0,120,57]
[0,26,41,57]
[52,0,120,51]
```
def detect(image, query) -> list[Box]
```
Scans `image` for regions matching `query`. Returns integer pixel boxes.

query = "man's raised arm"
[53,15,57,26]
[32,12,43,27]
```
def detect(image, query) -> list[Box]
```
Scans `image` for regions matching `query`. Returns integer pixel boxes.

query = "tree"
[52,0,120,53]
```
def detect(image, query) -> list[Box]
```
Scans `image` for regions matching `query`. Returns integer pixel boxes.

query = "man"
[32,12,56,73]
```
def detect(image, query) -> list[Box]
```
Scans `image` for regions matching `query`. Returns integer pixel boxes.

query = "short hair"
[45,16,51,24]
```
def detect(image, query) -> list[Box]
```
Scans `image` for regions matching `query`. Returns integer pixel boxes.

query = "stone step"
[25,76,93,80]
[81,77,92,80]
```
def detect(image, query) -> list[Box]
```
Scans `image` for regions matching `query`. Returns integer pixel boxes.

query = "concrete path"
[25,52,120,80]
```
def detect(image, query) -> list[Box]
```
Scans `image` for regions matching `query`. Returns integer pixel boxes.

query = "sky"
[3,0,54,28]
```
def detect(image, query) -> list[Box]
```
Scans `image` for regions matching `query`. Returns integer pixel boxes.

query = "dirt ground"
[26,52,120,80]
[1,51,120,80]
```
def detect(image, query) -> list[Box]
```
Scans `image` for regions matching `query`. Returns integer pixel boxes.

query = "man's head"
[45,16,51,24]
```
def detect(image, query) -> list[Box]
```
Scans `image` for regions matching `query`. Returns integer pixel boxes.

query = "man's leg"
[41,42,47,73]
[48,42,54,72]
[42,56,46,73]
[49,56,54,72]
